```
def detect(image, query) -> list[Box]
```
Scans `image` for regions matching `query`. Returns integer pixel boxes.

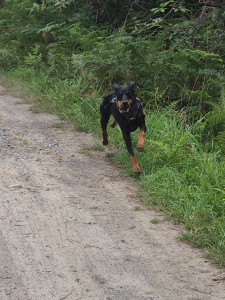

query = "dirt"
[0,84,224,300]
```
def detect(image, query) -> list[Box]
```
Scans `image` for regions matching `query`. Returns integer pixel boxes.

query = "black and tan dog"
[100,81,146,173]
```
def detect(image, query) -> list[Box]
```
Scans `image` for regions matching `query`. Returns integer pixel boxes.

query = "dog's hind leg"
[110,119,117,128]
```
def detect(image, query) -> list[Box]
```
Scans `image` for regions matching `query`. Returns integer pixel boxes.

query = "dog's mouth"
[117,103,131,114]
[117,98,133,115]
[118,107,130,114]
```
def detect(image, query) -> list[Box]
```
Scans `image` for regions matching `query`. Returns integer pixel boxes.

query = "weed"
[51,122,65,129]
[79,147,91,157]
[134,206,141,211]
[89,143,105,152]
[151,218,161,224]
[80,143,105,156]
[30,107,40,114]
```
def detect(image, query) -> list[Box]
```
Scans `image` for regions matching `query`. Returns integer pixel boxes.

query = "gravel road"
[0,85,224,300]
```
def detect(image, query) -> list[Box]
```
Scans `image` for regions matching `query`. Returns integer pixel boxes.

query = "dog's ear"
[129,81,135,88]
[113,83,119,90]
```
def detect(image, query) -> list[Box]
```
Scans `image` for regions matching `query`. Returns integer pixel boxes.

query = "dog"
[100,81,146,173]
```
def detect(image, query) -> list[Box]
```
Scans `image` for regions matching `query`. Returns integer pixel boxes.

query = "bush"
[0,49,18,69]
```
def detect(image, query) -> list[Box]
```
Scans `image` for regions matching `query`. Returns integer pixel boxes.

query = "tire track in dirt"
[0,85,224,300]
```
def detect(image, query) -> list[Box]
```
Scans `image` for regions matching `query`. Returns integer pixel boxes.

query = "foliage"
[0,0,225,264]
[24,45,43,67]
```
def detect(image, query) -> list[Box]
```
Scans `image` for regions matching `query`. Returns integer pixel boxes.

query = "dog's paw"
[137,145,144,152]
[102,140,109,146]
[134,168,142,175]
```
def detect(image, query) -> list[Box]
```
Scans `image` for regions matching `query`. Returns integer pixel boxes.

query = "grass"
[50,122,65,129]
[134,206,141,211]
[88,143,105,152]
[0,66,225,266]
[79,142,105,156]
[151,218,161,224]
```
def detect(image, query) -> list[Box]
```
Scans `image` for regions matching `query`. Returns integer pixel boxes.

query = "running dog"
[100,81,146,173]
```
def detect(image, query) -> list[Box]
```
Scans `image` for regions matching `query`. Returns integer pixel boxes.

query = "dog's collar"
[112,97,140,121]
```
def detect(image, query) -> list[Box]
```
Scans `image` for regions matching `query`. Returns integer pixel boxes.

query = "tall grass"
[141,111,225,265]
[1,66,225,266]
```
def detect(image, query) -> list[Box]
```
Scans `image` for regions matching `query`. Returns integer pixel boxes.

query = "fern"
[204,86,225,151]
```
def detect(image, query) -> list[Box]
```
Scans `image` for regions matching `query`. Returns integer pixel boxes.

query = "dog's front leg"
[101,118,109,145]
[100,106,110,146]
[123,132,141,174]
[129,155,141,174]
[137,129,145,152]
[102,129,108,145]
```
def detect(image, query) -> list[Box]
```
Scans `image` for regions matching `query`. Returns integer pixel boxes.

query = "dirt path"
[0,85,224,300]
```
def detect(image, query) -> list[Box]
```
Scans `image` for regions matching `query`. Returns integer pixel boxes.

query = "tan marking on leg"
[110,120,117,128]
[137,130,145,152]
[130,155,141,174]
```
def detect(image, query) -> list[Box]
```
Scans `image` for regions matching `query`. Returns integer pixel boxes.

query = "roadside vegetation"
[0,0,224,265]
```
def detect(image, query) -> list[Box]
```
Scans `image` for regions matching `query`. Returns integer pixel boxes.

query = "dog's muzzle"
[118,100,130,113]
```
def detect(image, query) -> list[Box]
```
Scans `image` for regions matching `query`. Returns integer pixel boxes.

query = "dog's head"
[113,81,136,114]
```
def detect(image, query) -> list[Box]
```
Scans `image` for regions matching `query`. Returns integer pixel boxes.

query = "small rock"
[9,184,23,189]
[5,291,12,295]
[98,279,105,284]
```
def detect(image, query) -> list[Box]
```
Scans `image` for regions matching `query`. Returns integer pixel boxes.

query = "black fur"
[100,81,146,173]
